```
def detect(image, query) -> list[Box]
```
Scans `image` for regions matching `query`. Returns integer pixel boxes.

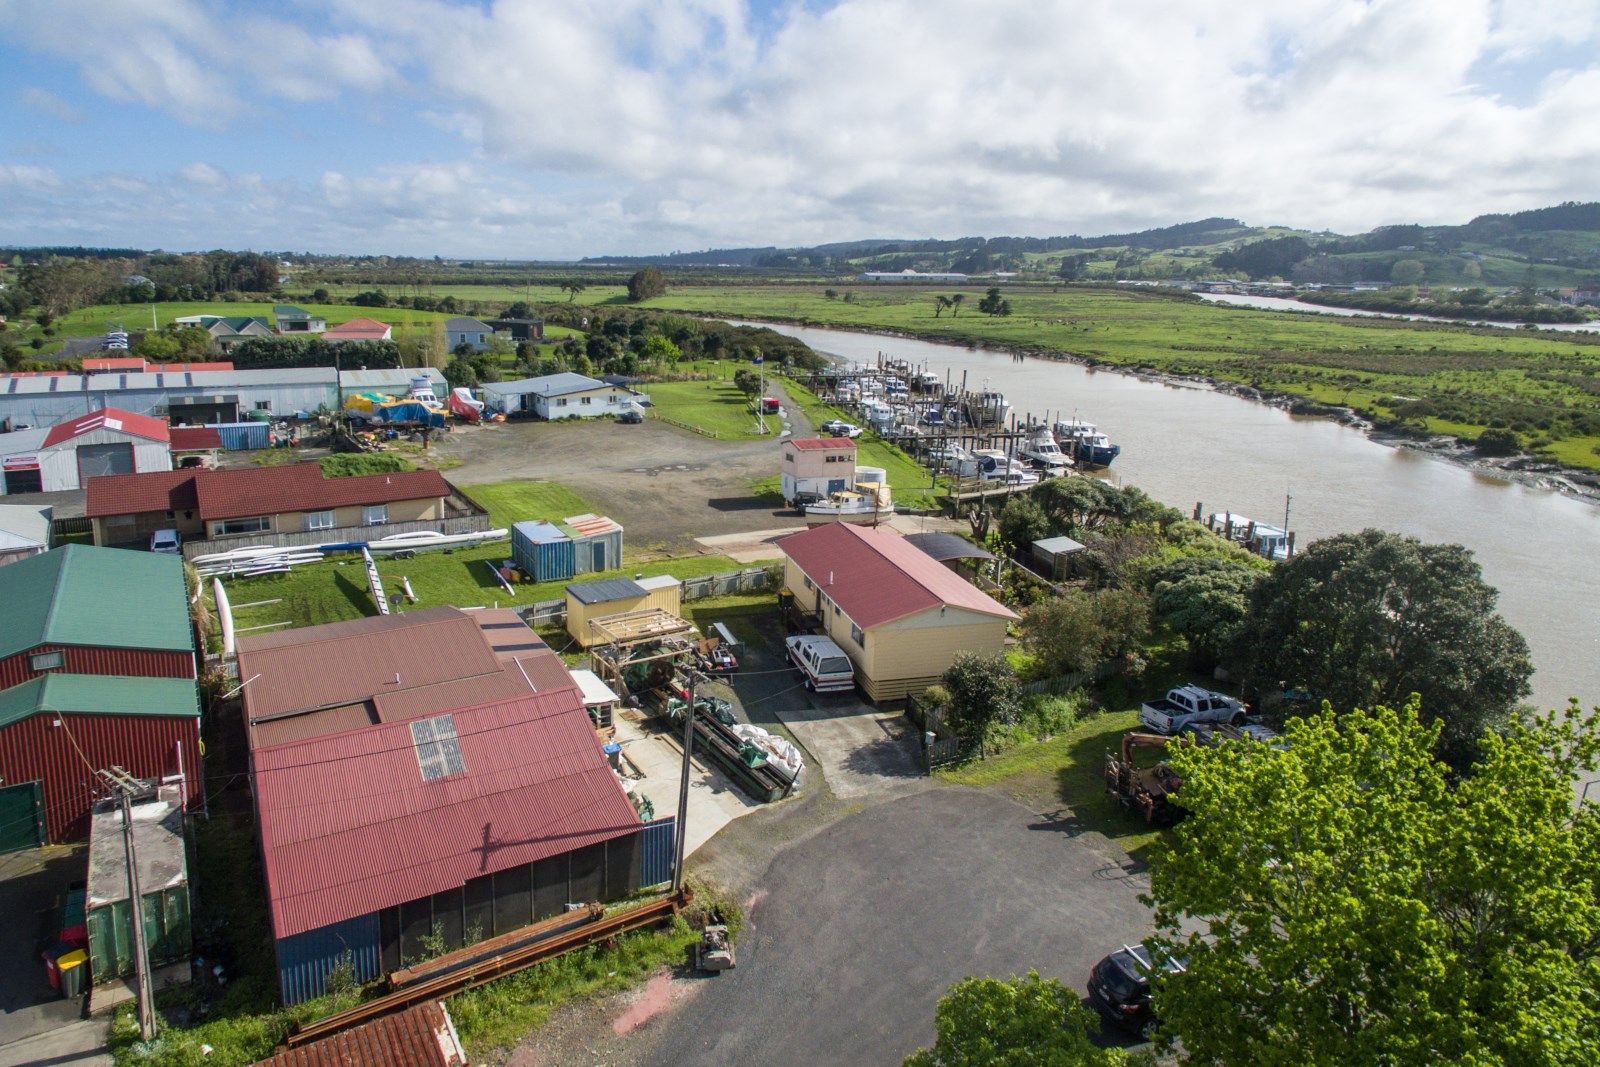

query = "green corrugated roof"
[0,673,199,729]
[0,545,194,661]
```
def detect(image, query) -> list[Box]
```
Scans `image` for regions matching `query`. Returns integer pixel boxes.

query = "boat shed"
[0,368,339,430]
[339,368,448,395]
[1032,535,1087,579]
[0,408,173,496]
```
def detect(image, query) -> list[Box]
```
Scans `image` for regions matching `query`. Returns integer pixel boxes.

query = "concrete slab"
[0,1018,112,1067]
[774,694,923,799]
[612,713,765,858]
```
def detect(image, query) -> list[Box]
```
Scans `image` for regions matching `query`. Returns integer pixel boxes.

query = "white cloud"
[1,0,1598,255]
[21,87,83,123]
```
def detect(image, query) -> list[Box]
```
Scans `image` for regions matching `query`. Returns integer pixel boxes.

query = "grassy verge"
[448,878,742,1058]
[780,378,947,505]
[221,550,749,632]
[647,380,777,438]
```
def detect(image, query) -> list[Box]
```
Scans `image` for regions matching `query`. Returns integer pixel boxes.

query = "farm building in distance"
[779,522,1019,701]
[234,607,655,1004]
[0,408,175,495]
[0,545,199,849]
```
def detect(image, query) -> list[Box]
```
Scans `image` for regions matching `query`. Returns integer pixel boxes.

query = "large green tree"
[1225,529,1532,767]
[1149,700,1600,1065]
[1149,555,1264,667]
[627,266,666,302]
[905,970,1126,1067]
[1023,589,1150,677]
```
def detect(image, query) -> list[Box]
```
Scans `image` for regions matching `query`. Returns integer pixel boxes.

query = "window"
[580,396,592,405]
[555,398,568,408]
[803,575,813,590]
[214,516,270,536]
[362,504,388,526]
[255,401,271,411]
[30,651,64,671]
[784,453,794,463]
[411,714,466,781]
[304,510,336,531]
[851,624,865,648]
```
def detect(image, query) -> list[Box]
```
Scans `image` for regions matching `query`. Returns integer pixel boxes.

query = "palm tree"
[563,281,587,303]
[950,294,965,317]
[934,295,952,318]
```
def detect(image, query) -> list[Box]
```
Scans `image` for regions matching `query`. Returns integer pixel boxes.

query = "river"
[1198,292,1600,334]
[735,321,1600,713]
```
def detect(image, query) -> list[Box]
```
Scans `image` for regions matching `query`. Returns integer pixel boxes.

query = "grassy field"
[633,283,1600,468]
[646,379,779,438]
[456,479,598,529]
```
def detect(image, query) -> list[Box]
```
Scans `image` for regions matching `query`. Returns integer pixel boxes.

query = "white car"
[785,634,856,693]
[820,419,863,439]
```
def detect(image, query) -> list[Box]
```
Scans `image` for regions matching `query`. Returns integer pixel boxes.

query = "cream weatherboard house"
[778,522,1018,701]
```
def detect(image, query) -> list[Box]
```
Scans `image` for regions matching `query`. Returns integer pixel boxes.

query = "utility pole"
[104,770,157,1040]
[671,670,698,894]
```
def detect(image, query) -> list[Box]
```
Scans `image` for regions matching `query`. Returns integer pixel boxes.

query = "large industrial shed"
[235,607,656,1004]
[0,546,200,849]
[0,408,173,496]
[0,367,340,429]
[779,522,1019,701]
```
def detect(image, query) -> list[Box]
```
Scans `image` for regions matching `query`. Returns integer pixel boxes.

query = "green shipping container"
[85,886,191,984]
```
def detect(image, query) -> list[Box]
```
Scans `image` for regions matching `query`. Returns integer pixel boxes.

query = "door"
[592,540,606,572]
[3,467,42,494]
[77,443,135,481]
[828,478,846,493]
[0,781,45,853]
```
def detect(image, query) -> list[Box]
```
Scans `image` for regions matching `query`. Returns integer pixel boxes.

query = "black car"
[618,408,644,424]
[1086,942,1184,1039]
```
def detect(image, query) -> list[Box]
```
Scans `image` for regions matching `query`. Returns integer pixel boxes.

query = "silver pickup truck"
[1137,685,1247,735]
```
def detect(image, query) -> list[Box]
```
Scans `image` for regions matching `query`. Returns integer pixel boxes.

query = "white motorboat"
[973,449,1039,485]
[1019,427,1073,473]
[806,468,891,525]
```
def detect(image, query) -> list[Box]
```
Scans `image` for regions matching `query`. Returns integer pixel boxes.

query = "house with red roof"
[84,461,485,554]
[778,522,1020,701]
[0,406,174,496]
[234,607,651,1004]
[323,317,394,342]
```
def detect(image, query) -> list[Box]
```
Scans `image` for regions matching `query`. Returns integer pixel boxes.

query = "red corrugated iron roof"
[562,512,621,537]
[786,437,855,451]
[253,689,640,939]
[84,469,198,517]
[84,462,450,521]
[168,426,224,451]
[79,357,145,371]
[325,317,392,337]
[251,1000,466,1067]
[778,522,1020,630]
[42,407,170,448]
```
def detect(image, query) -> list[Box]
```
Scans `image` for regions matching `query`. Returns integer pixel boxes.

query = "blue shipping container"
[212,422,271,451]
[511,521,576,582]
[276,912,382,1006]
[639,816,676,888]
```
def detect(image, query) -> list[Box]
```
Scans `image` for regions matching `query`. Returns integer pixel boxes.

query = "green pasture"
[646,380,779,438]
[640,283,1600,469]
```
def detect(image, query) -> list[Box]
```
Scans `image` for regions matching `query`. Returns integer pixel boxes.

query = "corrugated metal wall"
[276,912,383,1007]
[570,529,623,575]
[639,817,676,888]
[86,885,191,982]
[0,645,196,691]
[0,713,201,842]
[510,526,575,582]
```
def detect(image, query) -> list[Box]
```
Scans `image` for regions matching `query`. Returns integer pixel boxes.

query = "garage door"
[77,442,136,481]
[3,467,42,494]
[0,781,45,854]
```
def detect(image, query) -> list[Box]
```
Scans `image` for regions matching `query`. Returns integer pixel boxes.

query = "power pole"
[104,770,157,1040]
[671,670,698,894]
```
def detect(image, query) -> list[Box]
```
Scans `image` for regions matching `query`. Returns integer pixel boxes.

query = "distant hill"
[582,203,1600,288]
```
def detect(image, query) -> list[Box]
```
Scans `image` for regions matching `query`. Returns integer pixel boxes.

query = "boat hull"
[1075,443,1121,467]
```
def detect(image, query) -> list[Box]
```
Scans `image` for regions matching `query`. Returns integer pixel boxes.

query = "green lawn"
[647,380,778,438]
[456,479,599,529]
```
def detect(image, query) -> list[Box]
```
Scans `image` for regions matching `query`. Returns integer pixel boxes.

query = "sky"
[1,0,1597,260]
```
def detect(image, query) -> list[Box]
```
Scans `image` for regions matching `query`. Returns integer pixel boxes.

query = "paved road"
[641,787,1152,1067]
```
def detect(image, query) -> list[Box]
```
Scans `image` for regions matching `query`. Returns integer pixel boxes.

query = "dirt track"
[435,384,815,554]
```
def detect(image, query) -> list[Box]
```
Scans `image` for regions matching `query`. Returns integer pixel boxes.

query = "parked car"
[618,407,644,424]
[820,419,863,438]
[150,529,182,555]
[1087,942,1185,1040]
[785,634,856,693]
[1137,685,1247,735]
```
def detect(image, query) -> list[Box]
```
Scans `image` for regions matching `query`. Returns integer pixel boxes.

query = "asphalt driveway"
[641,786,1153,1067]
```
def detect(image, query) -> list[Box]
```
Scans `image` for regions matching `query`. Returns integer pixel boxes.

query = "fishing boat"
[806,468,892,525]
[1019,426,1074,474]
[973,449,1039,485]
[960,386,1011,428]
[1206,512,1291,560]
[1052,420,1121,467]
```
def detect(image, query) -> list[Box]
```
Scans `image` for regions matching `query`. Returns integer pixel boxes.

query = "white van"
[150,529,182,555]
[785,634,856,694]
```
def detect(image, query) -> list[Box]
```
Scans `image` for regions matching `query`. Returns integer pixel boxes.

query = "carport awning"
[903,532,995,563]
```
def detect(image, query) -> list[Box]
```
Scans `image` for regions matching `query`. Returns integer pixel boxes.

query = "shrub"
[940,652,1021,744]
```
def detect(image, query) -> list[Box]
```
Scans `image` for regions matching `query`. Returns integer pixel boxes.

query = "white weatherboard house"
[480,374,637,419]
[445,316,495,353]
